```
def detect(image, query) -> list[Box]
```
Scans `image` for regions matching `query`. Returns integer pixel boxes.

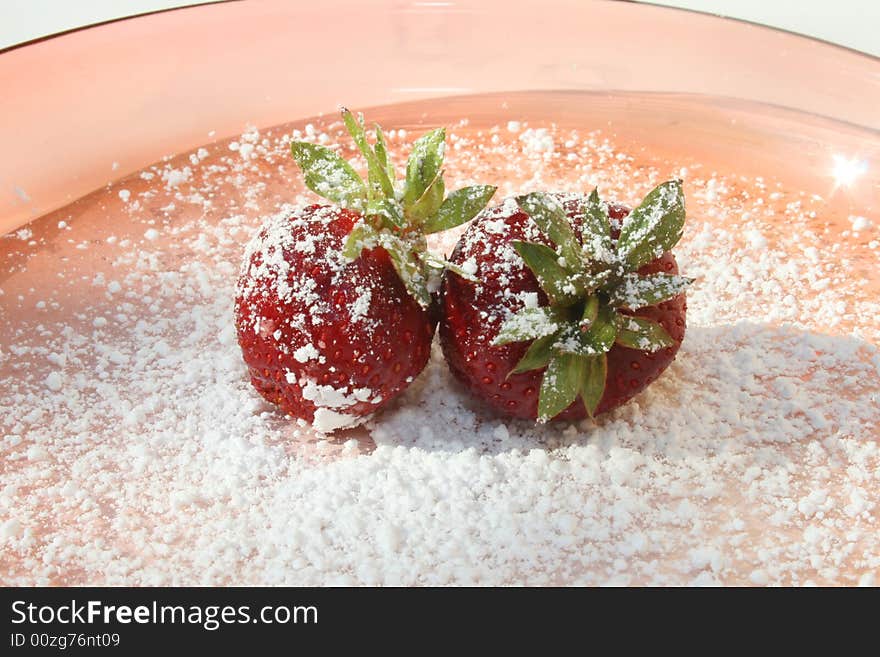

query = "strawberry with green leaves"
[235,109,496,432]
[438,181,692,422]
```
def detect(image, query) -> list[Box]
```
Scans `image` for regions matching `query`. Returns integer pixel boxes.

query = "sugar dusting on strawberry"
[440,184,691,422]
[234,109,496,432]
[235,205,432,431]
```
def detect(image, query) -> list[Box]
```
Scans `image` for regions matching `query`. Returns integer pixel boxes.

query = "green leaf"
[617,179,686,271]
[341,108,395,201]
[511,241,583,305]
[423,185,497,234]
[420,252,478,283]
[374,124,395,184]
[580,188,616,266]
[615,315,675,352]
[515,192,583,272]
[538,352,585,422]
[510,332,558,375]
[579,295,599,330]
[366,198,405,230]
[377,233,430,308]
[582,304,618,353]
[290,141,366,206]
[572,269,613,296]
[406,169,445,222]
[342,222,380,260]
[553,304,617,356]
[580,354,607,417]
[608,273,694,309]
[402,128,446,209]
[492,307,565,346]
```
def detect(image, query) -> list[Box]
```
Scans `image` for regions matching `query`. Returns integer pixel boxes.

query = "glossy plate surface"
[2,0,878,234]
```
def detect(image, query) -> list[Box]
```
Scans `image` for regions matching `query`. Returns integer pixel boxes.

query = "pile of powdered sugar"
[1,116,878,585]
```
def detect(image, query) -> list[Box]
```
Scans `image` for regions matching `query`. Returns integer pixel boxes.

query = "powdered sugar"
[44,371,63,392]
[1,101,878,585]
[298,378,374,410]
[520,128,555,156]
[460,257,478,276]
[313,408,363,433]
[297,373,375,433]
[849,215,872,232]
[293,343,321,363]
[349,287,372,325]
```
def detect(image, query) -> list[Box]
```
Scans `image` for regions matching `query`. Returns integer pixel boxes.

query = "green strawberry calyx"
[491,181,693,422]
[290,108,497,308]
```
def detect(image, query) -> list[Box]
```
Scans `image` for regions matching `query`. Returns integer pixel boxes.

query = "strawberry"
[438,182,691,422]
[235,109,496,432]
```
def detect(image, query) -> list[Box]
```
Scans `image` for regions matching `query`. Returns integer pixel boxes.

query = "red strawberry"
[234,108,496,432]
[438,182,691,422]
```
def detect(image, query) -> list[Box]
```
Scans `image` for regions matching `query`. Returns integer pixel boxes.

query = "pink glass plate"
[1,1,878,586]
[1,0,877,235]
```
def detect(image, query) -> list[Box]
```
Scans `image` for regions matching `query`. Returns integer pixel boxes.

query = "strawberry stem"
[490,183,693,420]
[289,107,498,308]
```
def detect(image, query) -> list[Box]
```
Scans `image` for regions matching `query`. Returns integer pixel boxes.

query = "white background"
[0,0,878,57]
